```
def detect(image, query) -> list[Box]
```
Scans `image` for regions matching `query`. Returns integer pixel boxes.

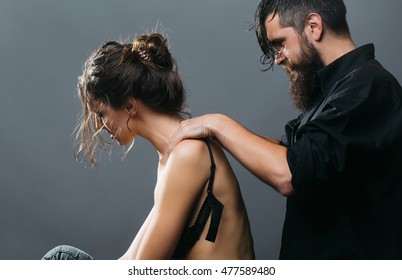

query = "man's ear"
[126,97,137,116]
[305,13,323,42]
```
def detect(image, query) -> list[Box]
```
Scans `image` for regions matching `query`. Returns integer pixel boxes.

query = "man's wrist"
[206,114,232,145]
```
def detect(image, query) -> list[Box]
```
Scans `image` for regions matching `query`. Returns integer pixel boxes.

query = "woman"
[43,33,254,260]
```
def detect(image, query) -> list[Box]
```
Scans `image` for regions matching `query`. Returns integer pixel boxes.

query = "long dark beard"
[283,39,324,112]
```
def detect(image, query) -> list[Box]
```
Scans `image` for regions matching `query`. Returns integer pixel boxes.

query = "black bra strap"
[202,139,223,242]
[205,194,223,242]
[204,139,216,193]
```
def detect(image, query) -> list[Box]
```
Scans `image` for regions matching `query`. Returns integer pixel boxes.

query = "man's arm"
[170,114,295,196]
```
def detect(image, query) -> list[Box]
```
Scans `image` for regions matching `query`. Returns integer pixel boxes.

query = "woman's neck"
[136,110,183,159]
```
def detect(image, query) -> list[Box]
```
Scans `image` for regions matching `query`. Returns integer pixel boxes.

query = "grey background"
[1,0,401,260]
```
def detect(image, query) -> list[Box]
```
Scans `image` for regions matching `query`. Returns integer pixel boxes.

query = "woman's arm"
[170,114,294,196]
[133,140,211,259]
[119,207,154,260]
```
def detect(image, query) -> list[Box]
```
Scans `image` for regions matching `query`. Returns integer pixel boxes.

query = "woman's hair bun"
[133,33,173,70]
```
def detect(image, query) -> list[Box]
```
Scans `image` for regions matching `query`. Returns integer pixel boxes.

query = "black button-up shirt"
[281,44,402,259]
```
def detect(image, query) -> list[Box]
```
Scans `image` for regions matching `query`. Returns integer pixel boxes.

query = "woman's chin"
[117,137,134,147]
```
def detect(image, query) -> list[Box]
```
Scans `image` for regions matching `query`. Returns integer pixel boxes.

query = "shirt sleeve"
[287,67,402,193]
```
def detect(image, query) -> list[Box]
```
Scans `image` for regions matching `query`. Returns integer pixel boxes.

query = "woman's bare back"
[176,139,255,259]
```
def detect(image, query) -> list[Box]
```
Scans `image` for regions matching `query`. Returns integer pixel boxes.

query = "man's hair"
[255,0,350,70]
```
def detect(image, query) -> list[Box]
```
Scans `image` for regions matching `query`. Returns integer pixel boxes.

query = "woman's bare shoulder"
[169,139,209,163]
[162,139,211,185]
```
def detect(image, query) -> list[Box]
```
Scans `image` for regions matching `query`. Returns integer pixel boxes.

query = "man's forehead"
[265,13,296,42]
[266,12,278,23]
[265,13,282,41]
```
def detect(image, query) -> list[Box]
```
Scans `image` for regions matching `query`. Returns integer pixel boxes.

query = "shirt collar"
[315,44,376,97]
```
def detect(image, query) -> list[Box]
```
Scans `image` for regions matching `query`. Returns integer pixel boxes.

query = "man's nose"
[275,52,286,65]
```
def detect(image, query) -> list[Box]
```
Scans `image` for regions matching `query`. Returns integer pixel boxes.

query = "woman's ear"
[126,97,137,116]
[305,13,323,42]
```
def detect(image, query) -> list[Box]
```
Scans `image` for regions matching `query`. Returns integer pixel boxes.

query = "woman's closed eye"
[98,112,104,119]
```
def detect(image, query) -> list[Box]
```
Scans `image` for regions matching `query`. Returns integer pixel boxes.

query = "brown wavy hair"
[75,33,187,165]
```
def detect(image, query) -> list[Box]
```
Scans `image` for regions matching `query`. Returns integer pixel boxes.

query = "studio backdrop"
[1,0,401,259]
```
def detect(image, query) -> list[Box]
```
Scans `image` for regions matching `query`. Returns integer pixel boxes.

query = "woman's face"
[88,98,134,146]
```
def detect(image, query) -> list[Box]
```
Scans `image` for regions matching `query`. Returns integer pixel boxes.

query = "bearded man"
[170,0,402,259]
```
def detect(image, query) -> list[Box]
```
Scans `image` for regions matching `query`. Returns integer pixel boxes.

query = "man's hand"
[169,114,217,152]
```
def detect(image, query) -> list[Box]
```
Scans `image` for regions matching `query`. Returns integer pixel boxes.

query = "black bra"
[171,139,224,259]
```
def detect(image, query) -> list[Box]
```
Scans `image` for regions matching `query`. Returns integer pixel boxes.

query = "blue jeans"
[41,245,96,260]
